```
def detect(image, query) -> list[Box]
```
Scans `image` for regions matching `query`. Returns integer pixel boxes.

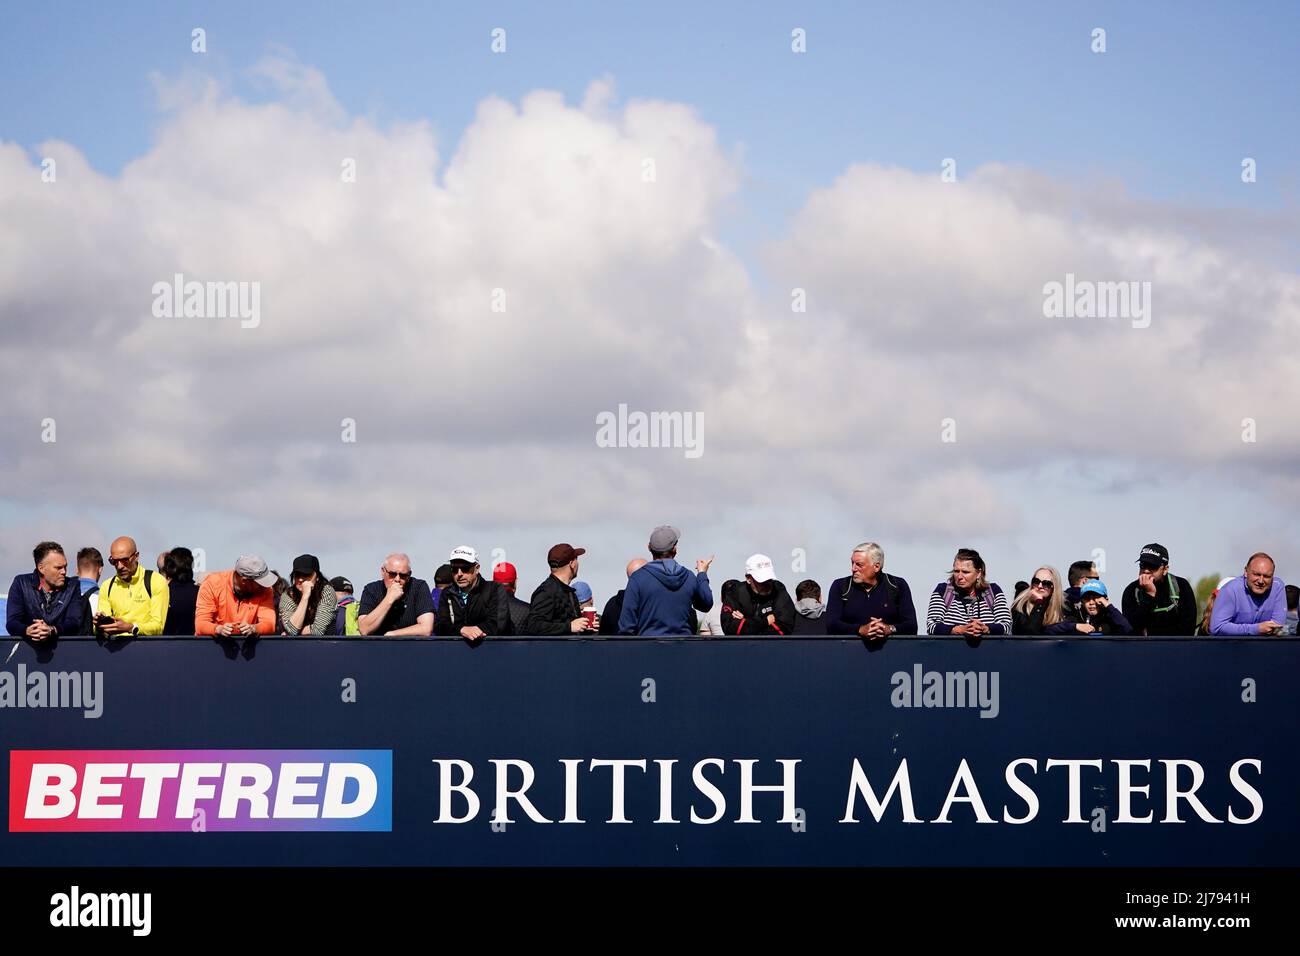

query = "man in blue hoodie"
[618,526,713,635]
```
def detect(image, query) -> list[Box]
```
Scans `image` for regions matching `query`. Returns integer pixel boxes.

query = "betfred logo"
[9,750,391,832]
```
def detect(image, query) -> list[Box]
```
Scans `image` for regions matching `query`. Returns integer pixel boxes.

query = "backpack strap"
[107,570,153,600]
[942,583,956,613]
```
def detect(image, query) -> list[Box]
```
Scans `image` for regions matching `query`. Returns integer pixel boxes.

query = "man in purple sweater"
[1210,553,1288,635]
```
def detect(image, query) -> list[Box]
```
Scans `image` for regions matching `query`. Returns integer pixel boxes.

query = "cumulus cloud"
[1,57,1296,570]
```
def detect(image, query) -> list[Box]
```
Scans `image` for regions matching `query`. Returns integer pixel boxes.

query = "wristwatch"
[130,625,140,637]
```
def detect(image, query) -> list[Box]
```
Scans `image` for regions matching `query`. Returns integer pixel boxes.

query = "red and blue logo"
[9,750,391,832]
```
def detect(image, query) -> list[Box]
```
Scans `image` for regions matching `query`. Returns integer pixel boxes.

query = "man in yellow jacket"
[96,536,169,637]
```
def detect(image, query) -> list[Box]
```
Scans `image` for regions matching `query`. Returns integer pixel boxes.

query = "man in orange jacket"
[195,555,279,637]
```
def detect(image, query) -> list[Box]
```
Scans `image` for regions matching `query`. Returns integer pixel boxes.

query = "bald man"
[599,559,649,635]
[95,535,169,636]
[357,552,434,636]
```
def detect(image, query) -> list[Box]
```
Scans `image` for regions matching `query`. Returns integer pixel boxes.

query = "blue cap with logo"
[1080,580,1108,598]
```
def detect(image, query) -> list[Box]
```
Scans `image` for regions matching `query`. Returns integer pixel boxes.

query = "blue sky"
[1,2,1297,610]
[4,2,1296,209]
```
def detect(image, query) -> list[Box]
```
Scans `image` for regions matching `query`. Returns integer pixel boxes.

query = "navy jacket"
[824,574,918,635]
[6,572,86,636]
[618,559,712,636]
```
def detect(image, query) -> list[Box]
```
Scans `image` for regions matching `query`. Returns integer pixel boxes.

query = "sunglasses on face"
[1031,577,1053,590]
[383,569,412,580]
[109,554,137,566]
[450,565,475,575]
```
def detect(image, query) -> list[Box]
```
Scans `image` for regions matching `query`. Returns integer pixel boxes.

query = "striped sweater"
[925,583,1012,635]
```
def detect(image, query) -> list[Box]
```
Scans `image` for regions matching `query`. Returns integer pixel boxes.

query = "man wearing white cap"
[434,546,503,640]
[194,555,279,637]
[720,554,797,636]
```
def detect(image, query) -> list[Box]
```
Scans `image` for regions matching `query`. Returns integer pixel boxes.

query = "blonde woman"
[1010,566,1075,635]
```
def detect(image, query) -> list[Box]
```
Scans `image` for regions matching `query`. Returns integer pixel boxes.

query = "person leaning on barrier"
[792,580,827,635]
[1210,553,1289,636]
[5,541,84,639]
[194,555,278,637]
[492,562,530,635]
[359,552,434,637]
[523,543,594,635]
[1069,580,1133,635]
[434,546,501,640]
[76,546,103,618]
[161,547,201,635]
[1010,566,1075,635]
[925,547,1012,636]
[1120,543,1197,636]
[330,577,362,636]
[280,554,339,636]
[720,554,797,636]
[824,542,918,639]
[618,525,713,636]
[96,536,169,637]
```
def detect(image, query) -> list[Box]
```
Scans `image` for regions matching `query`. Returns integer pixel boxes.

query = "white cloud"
[1,59,1296,569]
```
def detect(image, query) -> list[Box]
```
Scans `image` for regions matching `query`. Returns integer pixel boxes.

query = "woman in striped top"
[925,548,1012,636]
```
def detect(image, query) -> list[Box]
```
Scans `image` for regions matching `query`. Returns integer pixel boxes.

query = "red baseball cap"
[493,562,518,584]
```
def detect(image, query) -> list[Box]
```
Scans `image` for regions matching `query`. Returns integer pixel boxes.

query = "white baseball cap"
[745,553,775,583]
[448,546,479,565]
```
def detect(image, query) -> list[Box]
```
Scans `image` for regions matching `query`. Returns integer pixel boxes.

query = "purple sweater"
[1209,577,1288,635]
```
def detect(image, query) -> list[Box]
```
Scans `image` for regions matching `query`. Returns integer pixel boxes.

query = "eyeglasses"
[108,553,138,566]
[383,569,412,580]
[1030,577,1053,590]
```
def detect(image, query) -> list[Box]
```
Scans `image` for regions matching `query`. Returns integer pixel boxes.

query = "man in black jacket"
[435,546,503,640]
[524,544,595,635]
[1120,543,1198,636]
[491,562,530,635]
[720,554,797,636]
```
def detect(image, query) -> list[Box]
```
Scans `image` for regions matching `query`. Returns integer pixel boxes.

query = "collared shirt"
[98,564,169,635]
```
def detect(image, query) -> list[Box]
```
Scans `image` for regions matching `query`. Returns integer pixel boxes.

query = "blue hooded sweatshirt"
[618,559,713,635]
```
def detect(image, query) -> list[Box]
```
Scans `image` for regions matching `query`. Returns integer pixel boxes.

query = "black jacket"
[523,575,581,636]
[499,592,530,635]
[435,576,503,637]
[720,579,797,636]
[1121,574,1197,636]
[599,591,624,635]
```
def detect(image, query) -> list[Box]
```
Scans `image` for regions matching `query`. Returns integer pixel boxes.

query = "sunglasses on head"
[1030,577,1053,590]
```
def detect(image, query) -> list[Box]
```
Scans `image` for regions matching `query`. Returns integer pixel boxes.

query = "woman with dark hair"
[162,547,201,635]
[1011,566,1077,635]
[925,547,1012,636]
[279,554,338,636]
